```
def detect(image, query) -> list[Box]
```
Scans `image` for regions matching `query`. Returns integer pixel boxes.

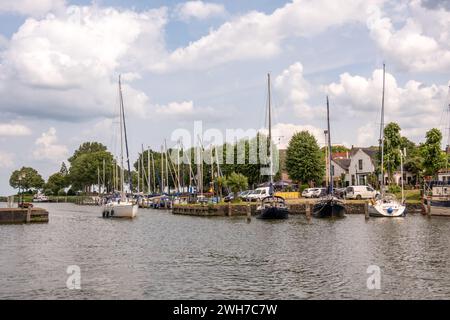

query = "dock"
[0,207,49,224]
[172,201,424,217]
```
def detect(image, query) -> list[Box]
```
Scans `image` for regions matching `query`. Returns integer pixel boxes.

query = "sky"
[0,0,450,195]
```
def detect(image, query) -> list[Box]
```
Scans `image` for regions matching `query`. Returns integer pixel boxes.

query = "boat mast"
[161,145,164,194]
[380,64,386,198]
[119,75,133,196]
[327,96,333,194]
[268,73,274,195]
[119,77,125,198]
[148,146,151,194]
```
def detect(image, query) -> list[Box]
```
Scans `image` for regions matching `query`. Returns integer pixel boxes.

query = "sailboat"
[312,96,346,218]
[368,64,406,217]
[256,73,289,220]
[102,75,138,218]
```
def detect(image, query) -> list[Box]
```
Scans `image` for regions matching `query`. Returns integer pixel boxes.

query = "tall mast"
[268,73,274,195]
[102,158,105,194]
[147,146,151,194]
[161,145,164,194]
[446,85,450,171]
[119,75,132,195]
[380,64,386,197]
[119,77,124,197]
[327,96,333,194]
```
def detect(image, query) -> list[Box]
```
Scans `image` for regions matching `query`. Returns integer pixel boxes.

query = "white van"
[246,187,270,202]
[345,185,378,200]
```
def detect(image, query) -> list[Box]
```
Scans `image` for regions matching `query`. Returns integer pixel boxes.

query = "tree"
[285,131,325,186]
[59,162,69,176]
[224,172,248,198]
[421,128,446,178]
[68,142,107,164]
[45,172,68,195]
[9,167,45,191]
[68,150,114,193]
[383,122,402,183]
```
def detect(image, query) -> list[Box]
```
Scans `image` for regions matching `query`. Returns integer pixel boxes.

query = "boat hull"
[256,206,289,220]
[313,200,346,218]
[102,203,138,218]
[368,201,405,217]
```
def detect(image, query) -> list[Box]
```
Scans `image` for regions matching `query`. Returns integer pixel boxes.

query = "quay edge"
[0,208,49,224]
[172,201,425,217]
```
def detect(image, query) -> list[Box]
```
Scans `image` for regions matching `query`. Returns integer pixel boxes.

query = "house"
[348,147,378,186]
[331,158,350,187]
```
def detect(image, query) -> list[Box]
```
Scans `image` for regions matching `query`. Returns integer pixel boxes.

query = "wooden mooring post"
[306,203,311,219]
[26,206,31,223]
[364,201,369,219]
[227,203,232,217]
[246,204,251,222]
[427,196,431,217]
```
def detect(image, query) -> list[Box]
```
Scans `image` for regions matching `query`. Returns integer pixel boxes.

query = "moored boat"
[255,73,289,220]
[312,96,347,218]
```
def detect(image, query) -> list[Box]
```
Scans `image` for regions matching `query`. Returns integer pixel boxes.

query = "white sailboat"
[369,64,406,217]
[102,75,138,218]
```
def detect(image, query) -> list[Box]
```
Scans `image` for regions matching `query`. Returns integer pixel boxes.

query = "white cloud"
[0,5,167,120]
[274,62,321,119]
[0,0,66,16]
[153,0,384,72]
[0,123,32,136]
[174,1,226,21]
[326,68,449,141]
[33,127,68,162]
[367,1,450,72]
[271,123,325,149]
[0,151,14,168]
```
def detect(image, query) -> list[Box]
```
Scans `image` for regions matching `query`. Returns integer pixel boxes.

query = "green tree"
[45,172,67,195]
[383,122,402,183]
[59,162,69,176]
[285,131,325,186]
[68,142,107,164]
[9,167,45,191]
[421,128,446,178]
[224,172,248,199]
[68,150,114,193]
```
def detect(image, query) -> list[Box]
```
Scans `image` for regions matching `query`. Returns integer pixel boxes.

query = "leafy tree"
[59,162,69,176]
[383,122,402,183]
[421,128,446,178]
[68,150,114,193]
[45,172,68,195]
[224,172,248,198]
[285,131,325,186]
[9,167,45,191]
[68,142,107,164]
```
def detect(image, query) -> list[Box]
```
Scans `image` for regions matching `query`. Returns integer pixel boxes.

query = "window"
[358,159,363,170]
[367,187,374,192]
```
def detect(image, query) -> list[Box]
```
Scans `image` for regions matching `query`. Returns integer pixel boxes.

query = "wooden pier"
[0,207,49,224]
[172,201,425,217]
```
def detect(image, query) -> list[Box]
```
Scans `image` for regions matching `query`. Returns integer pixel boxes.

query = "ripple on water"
[1,203,450,299]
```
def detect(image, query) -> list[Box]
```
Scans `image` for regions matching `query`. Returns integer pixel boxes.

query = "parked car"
[317,188,328,198]
[345,185,378,200]
[224,193,234,202]
[238,190,252,201]
[302,188,322,198]
[246,187,270,202]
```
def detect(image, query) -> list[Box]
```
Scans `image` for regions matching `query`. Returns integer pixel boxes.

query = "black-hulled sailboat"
[312,96,346,218]
[256,73,289,220]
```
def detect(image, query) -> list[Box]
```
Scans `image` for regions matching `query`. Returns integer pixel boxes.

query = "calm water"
[1,203,450,300]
